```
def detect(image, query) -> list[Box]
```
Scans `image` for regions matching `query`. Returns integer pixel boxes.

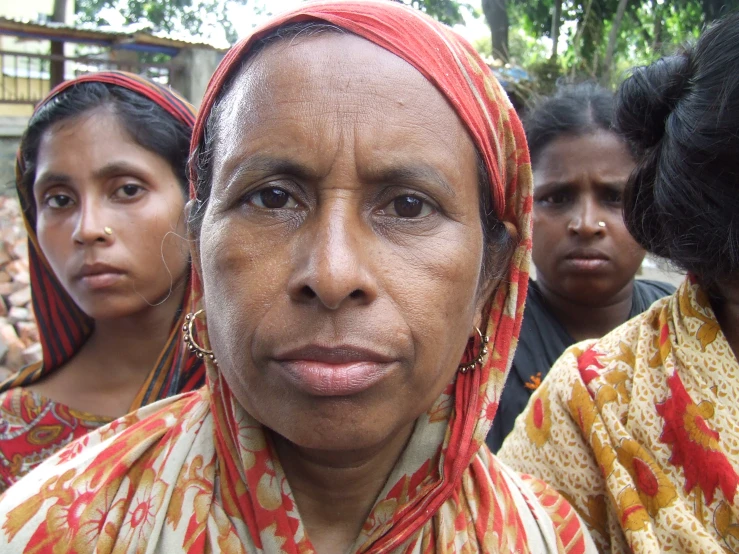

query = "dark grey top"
[486,278,675,452]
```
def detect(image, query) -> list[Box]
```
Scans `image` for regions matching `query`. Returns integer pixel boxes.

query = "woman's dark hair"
[190,22,512,281]
[19,81,192,223]
[523,83,617,166]
[614,12,739,291]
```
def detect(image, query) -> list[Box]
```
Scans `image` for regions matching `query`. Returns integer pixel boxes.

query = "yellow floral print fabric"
[500,277,739,553]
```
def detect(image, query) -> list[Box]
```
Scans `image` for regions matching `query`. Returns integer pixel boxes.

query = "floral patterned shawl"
[500,277,739,553]
[0,4,596,552]
[0,72,205,491]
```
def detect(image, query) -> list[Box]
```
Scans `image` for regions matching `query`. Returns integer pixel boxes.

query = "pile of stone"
[0,196,41,381]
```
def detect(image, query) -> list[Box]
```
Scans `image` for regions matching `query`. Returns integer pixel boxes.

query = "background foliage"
[74,0,739,99]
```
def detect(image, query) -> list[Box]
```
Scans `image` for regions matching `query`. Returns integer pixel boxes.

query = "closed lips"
[75,262,125,279]
[272,344,396,397]
[565,249,609,260]
[274,344,394,364]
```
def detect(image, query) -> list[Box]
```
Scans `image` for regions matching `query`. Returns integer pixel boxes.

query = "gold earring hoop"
[103,226,113,235]
[183,309,216,363]
[458,327,489,374]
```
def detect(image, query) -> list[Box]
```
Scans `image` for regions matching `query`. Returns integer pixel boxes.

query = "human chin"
[245,377,419,452]
[219,334,420,451]
[71,291,138,320]
[68,279,156,320]
[560,274,621,303]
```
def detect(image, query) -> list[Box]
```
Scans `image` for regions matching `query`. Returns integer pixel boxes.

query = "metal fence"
[0,50,172,105]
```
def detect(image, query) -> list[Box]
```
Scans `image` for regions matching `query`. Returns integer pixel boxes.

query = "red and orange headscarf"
[4,71,204,403]
[0,6,595,553]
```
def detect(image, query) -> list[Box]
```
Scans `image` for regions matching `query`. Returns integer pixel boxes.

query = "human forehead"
[533,131,634,186]
[34,108,175,195]
[214,33,473,150]
[38,107,140,157]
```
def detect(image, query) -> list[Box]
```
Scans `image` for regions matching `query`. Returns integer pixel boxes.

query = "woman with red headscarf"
[0,72,205,491]
[0,4,596,552]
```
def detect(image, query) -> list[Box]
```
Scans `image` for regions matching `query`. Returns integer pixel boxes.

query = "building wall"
[0,115,28,195]
[171,48,223,108]
[1,0,77,118]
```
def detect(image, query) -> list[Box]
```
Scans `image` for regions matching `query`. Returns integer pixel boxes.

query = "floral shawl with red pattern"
[500,277,739,553]
[0,4,595,553]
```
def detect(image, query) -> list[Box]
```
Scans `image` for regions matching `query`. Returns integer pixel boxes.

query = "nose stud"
[104,226,113,236]
[597,221,606,228]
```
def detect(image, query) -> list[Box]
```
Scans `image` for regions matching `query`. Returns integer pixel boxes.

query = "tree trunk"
[602,0,629,82]
[702,0,723,22]
[482,0,509,63]
[550,0,563,60]
[651,4,664,53]
[602,0,629,80]
[569,0,594,78]
[49,0,68,88]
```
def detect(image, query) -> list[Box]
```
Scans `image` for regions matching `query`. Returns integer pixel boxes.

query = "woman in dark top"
[487,84,674,451]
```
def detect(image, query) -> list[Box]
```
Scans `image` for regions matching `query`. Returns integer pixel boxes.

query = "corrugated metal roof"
[0,16,229,53]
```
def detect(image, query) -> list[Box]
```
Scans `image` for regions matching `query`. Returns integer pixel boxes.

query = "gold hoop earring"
[458,327,489,374]
[183,309,216,363]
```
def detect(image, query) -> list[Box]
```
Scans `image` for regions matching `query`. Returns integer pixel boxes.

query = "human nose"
[288,205,378,310]
[71,198,112,245]
[567,197,605,237]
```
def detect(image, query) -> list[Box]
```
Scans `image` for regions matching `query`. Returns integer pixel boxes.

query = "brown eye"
[46,194,74,209]
[542,192,570,205]
[113,184,144,199]
[604,189,623,205]
[384,195,434,218]
[248,187,299,210]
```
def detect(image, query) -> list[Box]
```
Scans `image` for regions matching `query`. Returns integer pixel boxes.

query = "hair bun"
[614,54,691,152]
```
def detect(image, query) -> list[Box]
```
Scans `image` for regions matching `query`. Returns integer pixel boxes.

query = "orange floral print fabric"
[501,277,739,553]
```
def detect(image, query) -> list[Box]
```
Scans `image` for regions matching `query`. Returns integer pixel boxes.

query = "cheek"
[125,194,189,281]
[531,211,560,267]
[384,232,483,370]
[36,216,72,278]
[199,217,289,360]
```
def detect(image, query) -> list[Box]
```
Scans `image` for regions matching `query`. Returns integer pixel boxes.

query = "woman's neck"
[536,279,635,342]
[27,284,186,418]
[273,422,414,554]
[83,287,185,379]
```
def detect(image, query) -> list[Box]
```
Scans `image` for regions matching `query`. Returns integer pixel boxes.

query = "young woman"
[487,84,674,452]
[0,72,205,491]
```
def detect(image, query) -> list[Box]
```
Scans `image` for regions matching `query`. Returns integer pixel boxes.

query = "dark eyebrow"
[91,161,148,181]
[595,181,628,189]
[34,172,72,190]
[533,182,573,195]
[223,155,321,193]
[221,157,456,197]
[34,162,152,195]
[368,164,455,196]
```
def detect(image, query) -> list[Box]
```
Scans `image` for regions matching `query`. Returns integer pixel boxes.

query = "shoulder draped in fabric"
[501,277,739,553]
